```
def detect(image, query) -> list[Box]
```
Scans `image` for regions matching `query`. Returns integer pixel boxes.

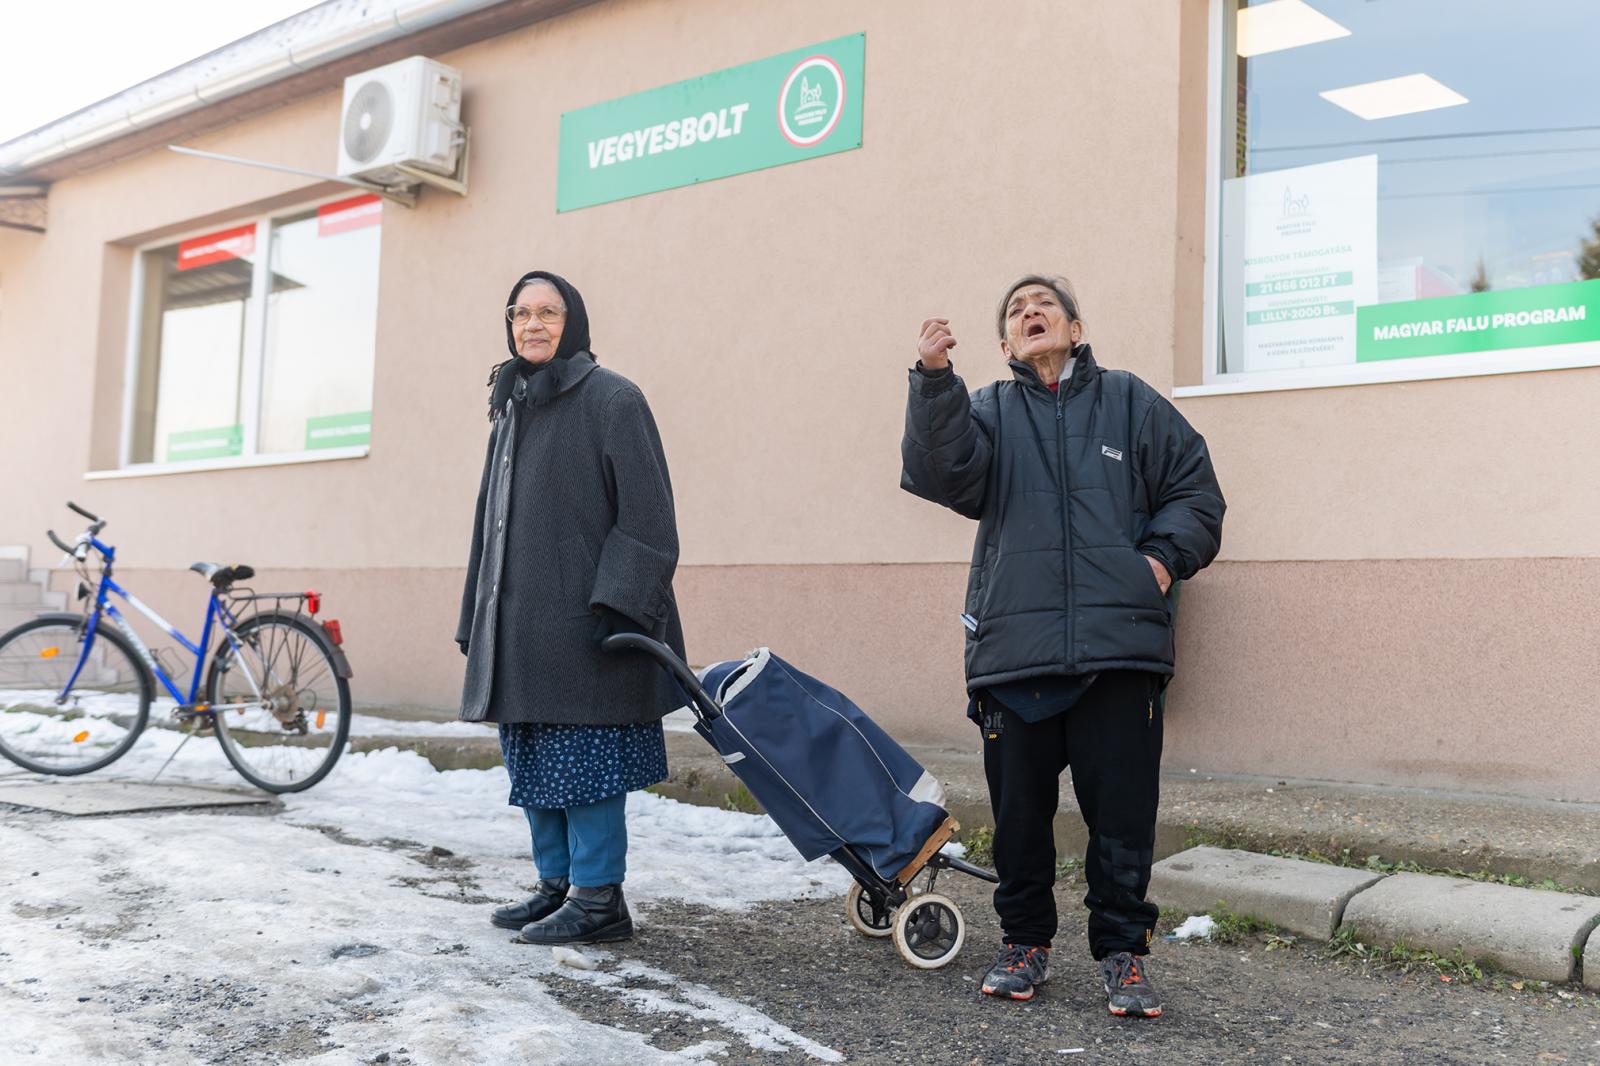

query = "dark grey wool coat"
[901,345,1224,692]
[456,352,687,724]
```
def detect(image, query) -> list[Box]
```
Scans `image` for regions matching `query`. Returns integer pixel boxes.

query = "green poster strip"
[167,424,242,462]
[1246,301,1354,326]
[557,33,865,212]
[1245,272,1353,297]
[305,410,372,450]
[1357,279,1600,362]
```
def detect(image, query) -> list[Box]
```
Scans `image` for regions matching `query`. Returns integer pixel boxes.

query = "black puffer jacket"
[900,345,1224,690]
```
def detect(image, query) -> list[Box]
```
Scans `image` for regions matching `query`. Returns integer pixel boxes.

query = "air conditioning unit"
[337,56,463,188]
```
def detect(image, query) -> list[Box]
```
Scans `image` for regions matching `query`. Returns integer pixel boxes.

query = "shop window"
[1209,0,1600,390]
[126,193,382,465]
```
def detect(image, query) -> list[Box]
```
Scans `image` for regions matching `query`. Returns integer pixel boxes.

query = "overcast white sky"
[0,0,321,144]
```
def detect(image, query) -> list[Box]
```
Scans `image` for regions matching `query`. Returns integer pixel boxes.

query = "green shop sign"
[167,424,242,462]
[557,33,865,211]
[305,411,372,451]
[1357,279,1600,362]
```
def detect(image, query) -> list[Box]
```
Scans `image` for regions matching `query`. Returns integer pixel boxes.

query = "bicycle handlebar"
[600,632,722,724]
[67,501,106,535]
[47,530,75,555]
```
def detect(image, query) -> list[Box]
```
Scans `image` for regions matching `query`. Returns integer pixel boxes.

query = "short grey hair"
[996,274,1085,339]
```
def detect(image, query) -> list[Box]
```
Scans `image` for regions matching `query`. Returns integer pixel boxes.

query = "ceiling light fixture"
[1237,0,1351,58]
[1319,73,1470,120]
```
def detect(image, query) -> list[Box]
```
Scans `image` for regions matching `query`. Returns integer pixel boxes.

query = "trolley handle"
[600,632,723,725]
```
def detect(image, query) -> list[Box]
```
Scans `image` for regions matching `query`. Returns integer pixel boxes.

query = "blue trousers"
[524,792,628,888]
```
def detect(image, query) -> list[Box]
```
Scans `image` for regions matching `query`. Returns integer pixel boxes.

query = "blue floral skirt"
[497,720,668,809]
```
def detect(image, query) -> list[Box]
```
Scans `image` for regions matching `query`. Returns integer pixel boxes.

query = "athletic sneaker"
[980,943,1051,1001]
[1100,951,1162,1017]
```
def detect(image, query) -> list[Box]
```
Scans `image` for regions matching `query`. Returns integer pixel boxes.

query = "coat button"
[497,519,503,530]
[503,456,509,466]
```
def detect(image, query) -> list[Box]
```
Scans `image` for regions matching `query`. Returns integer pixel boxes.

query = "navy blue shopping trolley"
[603,634,997,970]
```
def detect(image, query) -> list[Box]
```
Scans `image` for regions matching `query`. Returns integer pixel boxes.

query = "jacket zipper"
[1056,371,1074,670]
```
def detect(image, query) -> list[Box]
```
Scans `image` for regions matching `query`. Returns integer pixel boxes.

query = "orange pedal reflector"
[40,647,59,659]
[72,730,90,743]
[315,710,327,729]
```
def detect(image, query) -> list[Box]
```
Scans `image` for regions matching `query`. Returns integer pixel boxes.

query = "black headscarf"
[486,271,595,413]
[502,270,591,360]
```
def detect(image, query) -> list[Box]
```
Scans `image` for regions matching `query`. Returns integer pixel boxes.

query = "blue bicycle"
[0,502,353,792]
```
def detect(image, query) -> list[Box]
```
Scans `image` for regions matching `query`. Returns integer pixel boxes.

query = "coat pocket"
[969,543,998,618]
[1129,548,1170,613]
[557,535,599,618]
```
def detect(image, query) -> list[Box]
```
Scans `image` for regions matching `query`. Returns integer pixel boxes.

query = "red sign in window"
[177,223,257,270]
[317,193,383,237]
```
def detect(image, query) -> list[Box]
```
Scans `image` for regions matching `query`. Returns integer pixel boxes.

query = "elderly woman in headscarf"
[456,269,685,946]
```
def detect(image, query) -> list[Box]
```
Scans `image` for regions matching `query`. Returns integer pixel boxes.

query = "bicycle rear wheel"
[208,613,351,793]
[0,616,151,775]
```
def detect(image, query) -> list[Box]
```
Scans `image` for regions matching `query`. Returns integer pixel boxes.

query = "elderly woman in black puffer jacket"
[456,269,685,947]
[902,274,1224,1017]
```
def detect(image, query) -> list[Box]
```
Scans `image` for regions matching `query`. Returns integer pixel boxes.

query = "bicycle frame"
[59,536,260,711]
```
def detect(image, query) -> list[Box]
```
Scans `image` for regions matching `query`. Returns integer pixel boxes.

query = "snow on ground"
[0,719,851,1064]
[1166,915,1218,941]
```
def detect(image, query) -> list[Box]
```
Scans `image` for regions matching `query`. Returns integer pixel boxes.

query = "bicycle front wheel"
[208,613,351,793]
[0,616,151,775]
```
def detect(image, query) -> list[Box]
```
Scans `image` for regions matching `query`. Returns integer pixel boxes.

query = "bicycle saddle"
[189,562,255,588]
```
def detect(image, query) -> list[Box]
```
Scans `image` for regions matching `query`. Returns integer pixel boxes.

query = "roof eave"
[2,0,594,185]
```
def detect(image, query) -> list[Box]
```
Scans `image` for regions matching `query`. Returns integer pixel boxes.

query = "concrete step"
[0,605,42,633]
[0,583,42,605]
[0,558,24,583]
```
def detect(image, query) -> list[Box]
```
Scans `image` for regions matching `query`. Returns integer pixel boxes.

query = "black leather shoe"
[491,878,570,930]
[519,884,633,945]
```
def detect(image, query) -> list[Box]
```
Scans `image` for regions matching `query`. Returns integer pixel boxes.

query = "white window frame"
[1179,0,1600,399]
[102,191,376,478]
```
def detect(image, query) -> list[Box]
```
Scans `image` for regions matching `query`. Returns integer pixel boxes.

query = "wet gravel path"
[6,797,1598,1065]
[551,866,1600,1065]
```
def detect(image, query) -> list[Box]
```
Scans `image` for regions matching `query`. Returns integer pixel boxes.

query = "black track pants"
[980,670,1163,957]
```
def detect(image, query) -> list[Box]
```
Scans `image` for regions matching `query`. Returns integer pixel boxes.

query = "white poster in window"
[1221,155,1377,373]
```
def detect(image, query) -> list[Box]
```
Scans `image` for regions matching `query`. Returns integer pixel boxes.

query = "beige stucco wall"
[2,0,1191,573]
[3,0,1596,798]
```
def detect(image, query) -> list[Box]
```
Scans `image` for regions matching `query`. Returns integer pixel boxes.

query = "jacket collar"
[1008,342,1098,397]
[491,352,599,416]
[537,351,598,402]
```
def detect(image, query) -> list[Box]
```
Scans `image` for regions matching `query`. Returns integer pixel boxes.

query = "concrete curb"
[348,735,501,771]
[1149,846,1384,940]
[1341,871,1600,984]
[1151,847,1600,984]
[1586,924,1600,992]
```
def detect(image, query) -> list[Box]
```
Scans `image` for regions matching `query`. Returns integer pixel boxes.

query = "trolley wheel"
[844,881,894,938]
[892,892,965,970]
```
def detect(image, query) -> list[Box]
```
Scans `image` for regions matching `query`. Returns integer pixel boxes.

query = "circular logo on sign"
[778,55,845,147]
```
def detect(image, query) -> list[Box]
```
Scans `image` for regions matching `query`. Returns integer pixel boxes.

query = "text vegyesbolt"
[586,104,752,169]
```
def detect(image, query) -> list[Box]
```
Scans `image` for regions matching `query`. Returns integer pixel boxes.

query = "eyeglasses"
[506,304,566,326]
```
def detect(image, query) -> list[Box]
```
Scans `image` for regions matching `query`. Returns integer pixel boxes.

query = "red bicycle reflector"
[305,591,321,615]
[322,619,344,646]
